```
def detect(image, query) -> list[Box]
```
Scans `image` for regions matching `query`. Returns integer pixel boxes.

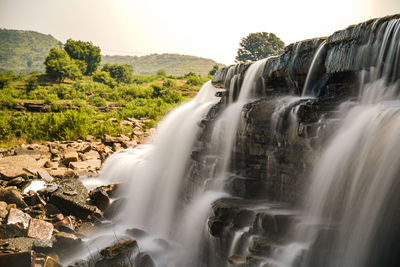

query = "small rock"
[228,254,246,264]
[27,218,54,240]
[0,201,8,220]
[53,216,75,233]
[7,208,31,228]
[112,142,122,151]
[69,160,101,173]
[44,160,56,168]
[104,198,126,219]
[61,151,79,166]
[100,237,138,260]
[126,228,148,239]
[80,150,100,161]
[85,135,95,142]
[37,169,54,183]
[54,231,80,246]
[8,177,26,187]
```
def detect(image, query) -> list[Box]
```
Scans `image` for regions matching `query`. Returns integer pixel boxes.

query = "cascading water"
[273,16,400,267]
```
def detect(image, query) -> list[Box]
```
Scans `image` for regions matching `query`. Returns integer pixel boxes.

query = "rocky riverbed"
[0,119,154,266]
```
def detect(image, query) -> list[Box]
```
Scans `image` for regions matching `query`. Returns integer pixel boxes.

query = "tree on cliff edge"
[236,32,285,62]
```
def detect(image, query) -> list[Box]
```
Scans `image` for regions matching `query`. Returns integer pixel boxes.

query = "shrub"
[88,95,107,107]
[162,79,177,88]
[92,71,117,88]
[185,75,202,86]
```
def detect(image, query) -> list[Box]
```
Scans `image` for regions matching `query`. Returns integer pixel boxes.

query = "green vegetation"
[44,48,82,82]
[102,54,224,76]
[0,71,211,146]
[0,29,61,73]
[64,39,101,75]
[101,63,133,84]
[236,32,285,62]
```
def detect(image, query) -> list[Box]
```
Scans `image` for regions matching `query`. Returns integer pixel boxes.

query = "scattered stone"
[37,169,54,183]
[89,187,110,211]
[0,251,36,267]
[7,208,31,228]
[27,218,54,240]
[85,135,95,142]
[0,201,8,220]
[8,177,26,187]
[80,150,100,161]
[0,187,28,208]
[44,160,56,168]
[48,168,77,179]
[53,216,75,233]
[69,160,101,173]
[61,151,79,166]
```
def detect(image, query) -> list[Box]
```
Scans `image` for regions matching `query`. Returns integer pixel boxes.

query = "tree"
[64,39,101,75]
[208,64,219,76]
[101,63,133,84]
[92,70,117,88]
[44,48,82,82]
[235,32,285,62]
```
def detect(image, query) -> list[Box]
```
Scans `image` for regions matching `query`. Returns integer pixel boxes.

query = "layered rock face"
[187,14,400,266]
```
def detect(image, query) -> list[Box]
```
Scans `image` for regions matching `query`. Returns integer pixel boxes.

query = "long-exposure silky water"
[273,16,400,267]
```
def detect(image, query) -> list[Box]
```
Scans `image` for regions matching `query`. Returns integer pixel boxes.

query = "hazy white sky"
[1,0,400,64]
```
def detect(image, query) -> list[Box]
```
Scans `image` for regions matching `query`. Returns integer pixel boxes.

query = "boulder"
[48,168,78,179]
[0,155,40,180]
[104,198,126,219]
[80,150,100,161]
[27,218,54,240]
[49,179,100,219]
[7,208,31,228]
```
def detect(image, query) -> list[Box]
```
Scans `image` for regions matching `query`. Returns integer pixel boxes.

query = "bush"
[185,75,202,86]
[92,71,117,88]
[162,79,177,88]
[157,69,166,76]
[88,95,107,107]
[101,63,133,84]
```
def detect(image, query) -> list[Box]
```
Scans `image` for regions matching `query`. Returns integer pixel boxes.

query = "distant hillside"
[0,28,223,75]
[0,29,62,73]
[102,54,223,76]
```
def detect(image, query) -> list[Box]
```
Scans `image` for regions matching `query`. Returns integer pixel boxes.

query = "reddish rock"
[27,218,54,240]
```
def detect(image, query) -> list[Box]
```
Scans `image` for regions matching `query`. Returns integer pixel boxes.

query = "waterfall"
[274,16,400,267]
[302,40,327,97]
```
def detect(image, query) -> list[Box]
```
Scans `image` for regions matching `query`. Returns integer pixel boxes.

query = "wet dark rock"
[89,186,110,211]
[0,201,8,221]
[54,232,80,247]
[43,255,63,267]
[126,228,148,239]
[104,198,126,219]
[76,222,95,237]
[0,224,27,238]
[53,216,75,233]
[94,237,138,267]
[135,252,156,267]
[0,250,36,267]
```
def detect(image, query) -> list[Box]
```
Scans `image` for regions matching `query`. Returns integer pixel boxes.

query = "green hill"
[102,53,223,76]
[0,28,223,75]
[0,29,62,73]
